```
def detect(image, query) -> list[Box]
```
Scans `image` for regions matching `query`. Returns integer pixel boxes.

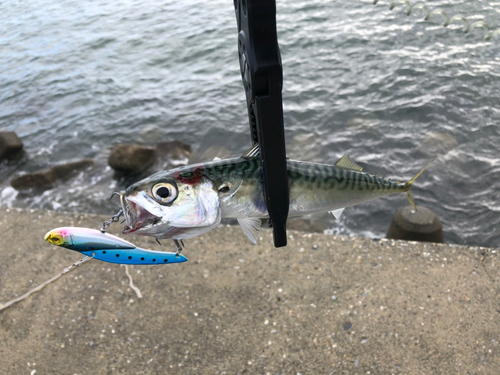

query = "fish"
[119,145,433,245]
[44,227,188,264]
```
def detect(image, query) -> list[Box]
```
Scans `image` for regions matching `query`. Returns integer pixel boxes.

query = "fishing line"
[0,255,94,312]
[370,0,500,41]
[0,258,145,311]
[121,264,143,299]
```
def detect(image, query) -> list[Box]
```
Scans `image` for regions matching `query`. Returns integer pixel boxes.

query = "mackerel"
[119,145,433,244]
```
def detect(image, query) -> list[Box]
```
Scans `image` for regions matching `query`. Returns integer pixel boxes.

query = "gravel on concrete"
[0,208,498,375]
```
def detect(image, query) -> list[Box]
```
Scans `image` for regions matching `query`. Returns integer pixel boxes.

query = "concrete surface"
[0,207,498,374]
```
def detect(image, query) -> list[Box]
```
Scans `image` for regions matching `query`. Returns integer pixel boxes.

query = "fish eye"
[152,182,178,204]
[218,184,230,193]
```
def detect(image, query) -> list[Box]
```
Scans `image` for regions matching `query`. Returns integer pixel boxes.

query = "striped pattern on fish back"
[199,157,262,181]
[199,157,406,193]
[286,160,407,193]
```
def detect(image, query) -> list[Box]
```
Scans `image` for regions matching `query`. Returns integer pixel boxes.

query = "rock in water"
[345,117,373,129]
[51,159,94,179]
[0,132,24,161]
[189,145,232,164]
[287,133,323,161]
[11,169,56,189]
[421,132,458,156]
[155,141,191,169]
[10,159,94,190]
[387,206,443,243]
[287,217,325,233]
[108,144,156,173]
[155,141,191,159]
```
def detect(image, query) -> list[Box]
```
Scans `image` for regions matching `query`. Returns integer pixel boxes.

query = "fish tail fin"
[406,191,417,211]
[405,159,434,211]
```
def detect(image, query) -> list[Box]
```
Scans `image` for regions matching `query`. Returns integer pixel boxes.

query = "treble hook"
[116,191,133,229]
[173,239,184,257]
[109,191,122,201]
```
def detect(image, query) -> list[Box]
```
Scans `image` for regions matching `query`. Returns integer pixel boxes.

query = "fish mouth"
[122,200,162,234]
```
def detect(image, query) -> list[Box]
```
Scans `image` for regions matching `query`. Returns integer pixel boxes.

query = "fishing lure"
[44,227,187,265]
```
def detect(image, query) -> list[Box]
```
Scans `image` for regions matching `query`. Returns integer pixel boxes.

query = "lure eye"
[152,182,178,204]
[50,235,62,245]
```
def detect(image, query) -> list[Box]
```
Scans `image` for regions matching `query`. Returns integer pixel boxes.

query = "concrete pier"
[0,208,498,374]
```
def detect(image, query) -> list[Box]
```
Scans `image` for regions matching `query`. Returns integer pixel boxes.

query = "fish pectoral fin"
[328,208,345,220]
[241,143,260,159]
[237,217,262,244]
[334,154,363,172]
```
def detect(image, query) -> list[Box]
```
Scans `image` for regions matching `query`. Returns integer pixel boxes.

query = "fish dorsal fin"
[213,157,222,161]
[334,154,363,172]
[329,208,345,220]
[237,217,261,244]
[241,144,260,159]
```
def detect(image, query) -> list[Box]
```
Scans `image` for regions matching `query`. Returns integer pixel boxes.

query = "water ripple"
[0,0,499,247]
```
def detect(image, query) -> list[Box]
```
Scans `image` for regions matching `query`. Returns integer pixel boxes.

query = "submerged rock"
[345,117,373,128]
[287,133,323,161]
[155,140,191,159]
[154,141,192,170]
[52,159,94,178]
[11,169,56,190]
[189,145,232,164]
[421,132,458,155]
[108,144,156,173]
[10,159,94,190]
[387,206,443,243]
[0,131,24,161]
[287,217,325,234]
